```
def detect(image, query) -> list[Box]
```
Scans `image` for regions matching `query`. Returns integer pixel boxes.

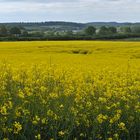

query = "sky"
[0,0,139,23]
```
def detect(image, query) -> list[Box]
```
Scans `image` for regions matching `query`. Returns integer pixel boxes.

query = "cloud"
[0,0,139,22]
[0,0,77,3]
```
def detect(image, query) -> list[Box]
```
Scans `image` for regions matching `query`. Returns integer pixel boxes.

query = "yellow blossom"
[35,134,41,140]
[58,131,65,137]
[118,122,126,130]
[13,122,22,134]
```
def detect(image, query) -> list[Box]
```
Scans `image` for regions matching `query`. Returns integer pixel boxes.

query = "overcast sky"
[0,0,139,23]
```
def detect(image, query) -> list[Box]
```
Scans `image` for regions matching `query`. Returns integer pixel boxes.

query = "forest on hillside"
[1,22,140,41]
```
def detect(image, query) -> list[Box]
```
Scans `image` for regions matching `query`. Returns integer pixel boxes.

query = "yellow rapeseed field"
[0,41,140,140]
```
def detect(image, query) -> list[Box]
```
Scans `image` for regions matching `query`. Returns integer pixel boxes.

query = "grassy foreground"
[0,41,140,140]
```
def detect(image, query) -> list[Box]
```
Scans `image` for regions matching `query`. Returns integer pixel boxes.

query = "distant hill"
[1,21,140,32]
[0,22,85,32]
[87,22,131,27]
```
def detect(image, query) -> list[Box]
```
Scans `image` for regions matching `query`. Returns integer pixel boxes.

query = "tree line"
[0,25,28,37]
[84,25,140,35]
[1,24,140,41]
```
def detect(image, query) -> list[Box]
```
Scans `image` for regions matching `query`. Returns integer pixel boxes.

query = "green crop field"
[0,41,140,140]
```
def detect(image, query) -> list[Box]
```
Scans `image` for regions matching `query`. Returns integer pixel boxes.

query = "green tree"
[119,26,132,33]
[131,26,140,34]
[85,26,96,36]
[98,26,109,35]
[10,27,21,35]
[0,25,8,36]
[22,30,28,36]
[108,26,117,34]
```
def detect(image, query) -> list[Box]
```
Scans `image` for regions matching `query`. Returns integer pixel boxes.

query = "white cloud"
[0,0,139,22]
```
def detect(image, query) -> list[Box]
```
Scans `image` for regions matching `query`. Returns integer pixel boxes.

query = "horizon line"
[0,21,140,24]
